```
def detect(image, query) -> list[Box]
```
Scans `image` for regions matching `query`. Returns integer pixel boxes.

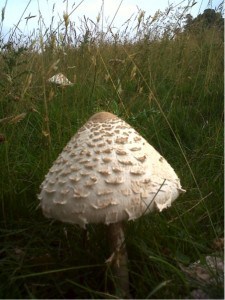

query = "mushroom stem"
[107,222,131,299]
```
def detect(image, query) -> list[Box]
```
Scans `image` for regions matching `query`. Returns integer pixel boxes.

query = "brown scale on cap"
[89,111,117,122]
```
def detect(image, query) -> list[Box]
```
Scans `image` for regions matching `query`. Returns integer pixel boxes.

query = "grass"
[0,1,224,299]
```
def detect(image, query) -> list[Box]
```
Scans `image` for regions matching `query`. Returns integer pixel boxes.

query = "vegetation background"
[0,0,224,298]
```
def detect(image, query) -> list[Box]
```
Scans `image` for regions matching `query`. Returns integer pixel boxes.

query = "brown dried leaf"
[42,131,49,137]
[9,113,27,124]
[14,247,25,259]
[0,116,14,124]
[0,134,5,143]
[212,237,224,251]
[179,255,224,285]
[29,107,39,113]
[0,113,27,124]
[108,58,125,65]
[130,65,137,80]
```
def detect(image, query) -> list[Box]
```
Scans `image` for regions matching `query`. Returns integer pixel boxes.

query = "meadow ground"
[0,2,224,299]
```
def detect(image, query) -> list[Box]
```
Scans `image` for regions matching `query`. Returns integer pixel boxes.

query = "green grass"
[0,1,224,299]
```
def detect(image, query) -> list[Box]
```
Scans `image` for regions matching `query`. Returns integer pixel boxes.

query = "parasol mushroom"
[48,73,74,87]
[38,111,185,298]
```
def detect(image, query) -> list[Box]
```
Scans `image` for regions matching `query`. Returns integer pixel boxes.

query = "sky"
[0,0,223,38]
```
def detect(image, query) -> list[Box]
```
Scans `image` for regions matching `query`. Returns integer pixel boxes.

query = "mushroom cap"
[48,73,74,86]
[38,112,185,228]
